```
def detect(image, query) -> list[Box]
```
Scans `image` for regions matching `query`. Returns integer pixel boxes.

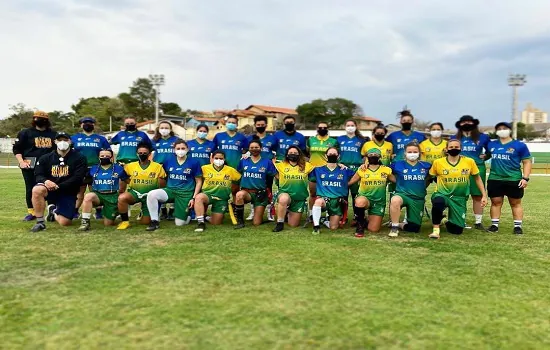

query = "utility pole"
[507,74,527,139]
[149,74,165,126]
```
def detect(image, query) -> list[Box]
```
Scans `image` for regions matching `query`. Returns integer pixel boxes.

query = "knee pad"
[446,221,464,235]
[403,222,421,233]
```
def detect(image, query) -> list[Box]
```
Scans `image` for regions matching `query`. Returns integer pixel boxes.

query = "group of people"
[13,109,532,238]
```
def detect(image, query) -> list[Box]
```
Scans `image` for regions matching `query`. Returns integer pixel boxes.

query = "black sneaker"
[78,219,91,231]
[475,223,488,231]
[234,222,245,229]
[195,222,206,232]
[513,226,523,235]
[273,222,284,232]
[146,220,160,231]
[354,224,365,238]
[312,225,320,235]
[46,204,56,222]
[488,225,499,233]
[30,222,46,232]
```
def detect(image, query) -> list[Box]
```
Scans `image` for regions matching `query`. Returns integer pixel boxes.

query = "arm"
[348,173,360,186]
[34,155,48,184]
[13,130,28,168]
[388,174,396,183]
[158,178,167,188]
[519,158,532,189]
[110,132,120,145]
[474,174,487,207]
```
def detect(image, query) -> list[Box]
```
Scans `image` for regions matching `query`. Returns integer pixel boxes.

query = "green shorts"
[94,192,119,221]
[277,197,307,213]
[162,188,193,220]
[357,194,386,217]
[470,164,486,196]
[128,189,150,217]
[346,165,360,197]
[395,193,425,225]
[320,197,344,216]
[432,193,467,228]
[243,189,269,207]
[205,194,229,214]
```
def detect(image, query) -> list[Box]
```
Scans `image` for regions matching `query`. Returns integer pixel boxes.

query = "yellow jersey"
[124,161,167,194]
[429,156,479,198]
[355,165,392,202]
[275,161,315,200]
[420,139,447,163]
[361,140,393,166]
[201,164,241,201]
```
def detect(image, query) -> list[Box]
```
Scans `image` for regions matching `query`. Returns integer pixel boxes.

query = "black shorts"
[83,174,93,185]
[487,180,524,199]
[46,192,77,219]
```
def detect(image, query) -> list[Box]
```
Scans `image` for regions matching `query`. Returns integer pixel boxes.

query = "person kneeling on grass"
[234,140,277,229]
[348,148,395,238]
[30,132,87,232]
[309,147,356,235]
[428,139,487,239]
[388,142,432,237]
[78,149,129,231]
[194,151,242,232]
[116,142,167,230]
[145,140,203,231]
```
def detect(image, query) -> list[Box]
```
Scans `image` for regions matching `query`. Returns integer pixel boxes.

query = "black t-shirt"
[34,149,87,196]
[12,127,57,159]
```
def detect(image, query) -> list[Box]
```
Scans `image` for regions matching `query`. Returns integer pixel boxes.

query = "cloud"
[1,0,550,127]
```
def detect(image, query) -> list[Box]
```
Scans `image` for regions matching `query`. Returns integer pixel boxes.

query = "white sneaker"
[246,204,254,221]
[267,204,275,221]
[429,231,440,239]
[388,228,399,238]
[324,220,330,228]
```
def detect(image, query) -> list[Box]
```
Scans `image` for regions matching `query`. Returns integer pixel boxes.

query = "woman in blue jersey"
[388,143,432,237]
[188,124,215,166]
[78,149,129,231]
[152,121,180,164]
[386,110,426,162]
[234,140,277,228]
[486,122,532,235]
[213,115,249,169]
[145,140,203,231]
[453,115,490,230]
[110,117,152,164]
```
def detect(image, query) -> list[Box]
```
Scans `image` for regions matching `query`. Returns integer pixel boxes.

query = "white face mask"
[213,159,224,167]
[496,129,511,138]
[175,149,187,158]
[159,128,171,137]
[57,141,70,151]
[430,130,442,138]
[345,126,356,134]
[197,131,208,139]
[406,152,420,161]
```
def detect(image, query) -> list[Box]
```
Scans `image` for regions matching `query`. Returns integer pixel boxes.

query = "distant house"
[245,105,298,129]
[531,123,550,140]
[352,116,382,131]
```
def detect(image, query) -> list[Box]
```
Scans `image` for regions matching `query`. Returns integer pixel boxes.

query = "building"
[352,116,382,131]
[521,103,548,124]
[245,105,298,129]
[531,123,550,140]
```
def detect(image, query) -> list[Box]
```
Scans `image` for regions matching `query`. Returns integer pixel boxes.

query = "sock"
[491,219,500,227]
[235,204,244,222]
[514,220,522,228]
[82,212,92,219]
[28,208,34,215]
[433,227,440,234]
[37,216,45,223]
[197,215,205,224]
[312,206,322,226]
[391,223,399,229]
[475,214,483,224]
[120,212,129,221]
[277,218,284,223]
[355,207,366,226]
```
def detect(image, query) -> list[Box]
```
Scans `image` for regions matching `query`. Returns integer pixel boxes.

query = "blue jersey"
[163,156,203,193]
[213,132,249,169]
[187,139,215,166]
[153,136,180,164]
[110,130,152,163]
[390,160,432,200]
[247,134,276,160]
[237,157,277,190]
[488,140,531,181]
[309,165,356,198]
[451,133,490,166]
[89,163,128,193]
[71,133,111,167]
[273,130,306,161]
[337,135,365,166]
[386,131,426,161]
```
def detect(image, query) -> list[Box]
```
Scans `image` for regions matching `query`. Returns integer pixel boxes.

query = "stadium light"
[508,74,527,139]
[149,74,165,126]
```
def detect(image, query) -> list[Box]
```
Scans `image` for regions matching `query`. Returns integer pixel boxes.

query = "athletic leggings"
[21,169,36,209]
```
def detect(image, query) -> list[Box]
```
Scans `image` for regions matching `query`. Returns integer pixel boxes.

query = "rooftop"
[246,105,298,115]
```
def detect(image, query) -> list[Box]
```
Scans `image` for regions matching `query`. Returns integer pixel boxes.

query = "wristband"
[522,177,530,182]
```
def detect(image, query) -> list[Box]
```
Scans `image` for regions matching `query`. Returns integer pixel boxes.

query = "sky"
[1,0,550,127]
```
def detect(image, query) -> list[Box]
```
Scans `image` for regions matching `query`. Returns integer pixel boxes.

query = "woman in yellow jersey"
[349,148,395,237]
[361,125,393,166]
[273,146,315,232]
[420,122,447,164]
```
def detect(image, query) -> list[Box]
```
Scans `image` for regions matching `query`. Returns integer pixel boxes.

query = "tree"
[77,97,127,132]
[517,122,537,141]
[118,78,156,121]
[296,98,363,129]
[71,96,110,115]
[160,102,182,116]
[0,103,34,137]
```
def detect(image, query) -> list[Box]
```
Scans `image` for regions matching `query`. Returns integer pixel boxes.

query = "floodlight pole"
[149,74,165,126]
[507,74,526,139]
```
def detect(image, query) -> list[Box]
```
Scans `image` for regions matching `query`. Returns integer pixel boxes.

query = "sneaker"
[116,221,131,230]
[190,209,196,221]
[78,219,91,231]
[234,222,245,229]
[146,220,160,231]
[488,225,499,233]
[166,214,175,221]
[30,222,46,232]
[137,210,143,221]
[513,226,523,235]
[272,222,284,232]
[429,231,440,239]
[354,224,365,238]
[388,227,399,238]
[46,204,56,222]
[465,224,472,229]
[95,208,103,220]
[246,204,254,221]
[267,204,275,221]
[312,225,320,235]
[23,214,36,221]
[474,223,487,231]
[195,222,206,232]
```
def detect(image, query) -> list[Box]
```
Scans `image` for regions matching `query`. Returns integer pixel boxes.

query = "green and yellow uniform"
[201,164,241,213]
[307,136,338,167]
[275,161,315,213]
[124,161,167,216]
[361,140,393,166]
[429,156,479,227]
[356,165,392,216]
[420,139,447,164]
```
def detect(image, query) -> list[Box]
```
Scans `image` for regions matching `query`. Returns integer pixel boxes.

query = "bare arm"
[474,174,487,207]
[348,173,360,186]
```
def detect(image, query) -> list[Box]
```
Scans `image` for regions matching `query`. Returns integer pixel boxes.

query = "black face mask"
[250,149,261,156]
[284,123,295,132]
[35,118,48,128]
[99,157,112,165]
[401,123,412,131]
[138,153,149,161]
[286,154,299,162]
[447,149,461,157]
[83,124,95,132]
[317,128,328,137]
[374,134,385,142]
[326,155,338,163]
[367,156,380,164]
[460,124,475,132]
[256,126,266,134]
[126,124,137,131]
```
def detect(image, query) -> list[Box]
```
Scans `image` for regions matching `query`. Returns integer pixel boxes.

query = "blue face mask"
[197,131,208,139]
[226,123,237,131]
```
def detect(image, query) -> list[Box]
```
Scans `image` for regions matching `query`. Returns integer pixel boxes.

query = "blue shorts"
[46,192,77,220]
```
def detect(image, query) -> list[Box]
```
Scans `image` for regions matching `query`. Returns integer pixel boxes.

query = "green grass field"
[1,169,549,349]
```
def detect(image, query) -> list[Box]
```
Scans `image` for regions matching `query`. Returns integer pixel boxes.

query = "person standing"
[187,124,215,166]
[486,122,532,234]
[273,116,306,162]
[152,121,180,164]
[420,123,447,164]
[385,110,426,161]
[30,132,87,232]
[110,117,152,164]
[452,115,491,229]
[13,110,57,221]
[361,125,393,166]
[212,115,249,169]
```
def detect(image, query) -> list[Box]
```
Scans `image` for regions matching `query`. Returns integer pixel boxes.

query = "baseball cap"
[55,132,71,140]
[495,122,512,130]
[366,148,382,155]
[33,111,49,119]
[79,117,96,124]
